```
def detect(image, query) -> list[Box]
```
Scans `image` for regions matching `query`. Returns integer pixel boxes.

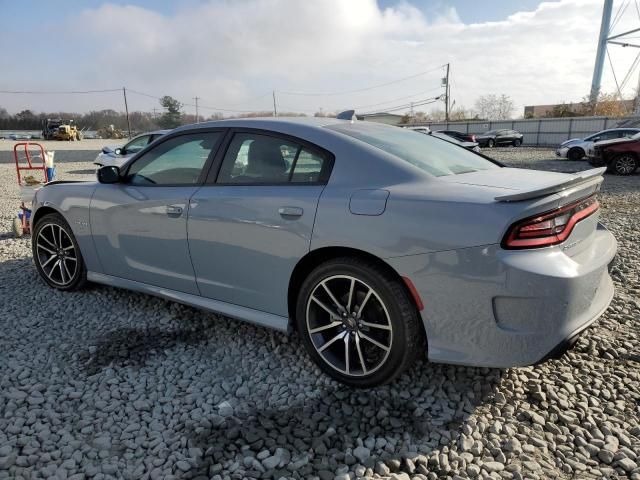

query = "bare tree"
[474,94,514,120]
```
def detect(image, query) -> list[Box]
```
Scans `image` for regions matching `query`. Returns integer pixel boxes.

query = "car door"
[188,130,333,316]
[495,130,509,144]
[91,130,224,294]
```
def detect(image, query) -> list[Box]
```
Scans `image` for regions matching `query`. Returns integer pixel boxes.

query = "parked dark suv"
[476,129,524,148]
[587,132,640,175]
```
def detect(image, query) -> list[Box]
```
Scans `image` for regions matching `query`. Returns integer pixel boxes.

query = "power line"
[0,88,121,94]
[351,86,444,110]
[127,89,260,113]
[607,48,624,98]
[277,65,447,97]
[610,0,629,33]
[619,50,640,90]
[361,95,442,114]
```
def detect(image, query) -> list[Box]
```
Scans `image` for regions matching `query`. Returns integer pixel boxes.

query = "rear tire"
[567,147,584,161]
[295,257,424,388]
[513,139,522,147]
[32,213,87,291]
[611,153,638,176]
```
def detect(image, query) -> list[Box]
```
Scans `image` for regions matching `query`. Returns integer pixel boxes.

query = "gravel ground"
[0,146,638,480]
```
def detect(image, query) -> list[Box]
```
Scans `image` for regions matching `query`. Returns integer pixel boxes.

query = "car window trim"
[121,128,226,187]
[204,127,335,186]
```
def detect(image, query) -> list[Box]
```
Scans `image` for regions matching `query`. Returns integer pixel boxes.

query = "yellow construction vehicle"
[55,122,82,141]
[42,119,83,141]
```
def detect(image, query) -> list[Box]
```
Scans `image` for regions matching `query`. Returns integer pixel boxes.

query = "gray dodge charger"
[30,117,616,387]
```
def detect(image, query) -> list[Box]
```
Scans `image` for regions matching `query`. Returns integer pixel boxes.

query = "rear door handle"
[166,205,183,216]
[278,206,303,217]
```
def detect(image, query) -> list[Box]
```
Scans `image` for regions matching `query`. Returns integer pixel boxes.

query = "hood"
[560,138,582,146]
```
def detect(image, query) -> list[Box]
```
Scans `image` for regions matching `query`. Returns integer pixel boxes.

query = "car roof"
[175,116,346,131]
[130,129,171,138]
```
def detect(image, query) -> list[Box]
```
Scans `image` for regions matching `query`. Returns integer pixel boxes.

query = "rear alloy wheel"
[567,147,584,161]
[296,257,424,387]
[32,213,87,291]
[488,139,495,148]
[612,154,638,176]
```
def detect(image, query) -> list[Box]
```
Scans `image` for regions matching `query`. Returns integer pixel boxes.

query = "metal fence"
[404,115,640,146]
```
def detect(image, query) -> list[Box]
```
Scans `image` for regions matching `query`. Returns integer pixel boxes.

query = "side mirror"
[114,148,123,155]
[592,137,600,142]
[97,165,121,184]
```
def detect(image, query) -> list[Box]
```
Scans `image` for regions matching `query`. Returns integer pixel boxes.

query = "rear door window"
[216,133,328,184]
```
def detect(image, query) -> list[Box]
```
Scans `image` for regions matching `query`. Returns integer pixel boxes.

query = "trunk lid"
[439,167,604,202]
[440,167,605,257]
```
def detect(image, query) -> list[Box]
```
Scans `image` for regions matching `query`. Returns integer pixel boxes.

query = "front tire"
[296,257,424,388]
[567,147,584,161]
[611,153,638,176]
[513,139,522,147]
[32,213,87,291]
[488,139,495,148]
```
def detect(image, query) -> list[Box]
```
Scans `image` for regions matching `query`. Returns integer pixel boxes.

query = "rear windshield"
[328,123,499,177]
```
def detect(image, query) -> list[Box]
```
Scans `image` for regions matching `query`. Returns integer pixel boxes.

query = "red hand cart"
[11,142,52,237]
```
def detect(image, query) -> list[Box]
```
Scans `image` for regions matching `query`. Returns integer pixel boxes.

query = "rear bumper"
[386,225,617,368]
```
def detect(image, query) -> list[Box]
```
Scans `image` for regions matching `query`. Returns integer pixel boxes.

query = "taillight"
[470,135,476,142]
[502,195,599,249]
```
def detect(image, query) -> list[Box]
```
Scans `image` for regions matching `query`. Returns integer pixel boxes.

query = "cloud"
[1,0,638,116]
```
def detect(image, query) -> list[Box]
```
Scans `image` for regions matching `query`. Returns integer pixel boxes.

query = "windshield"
[329,123,499,177]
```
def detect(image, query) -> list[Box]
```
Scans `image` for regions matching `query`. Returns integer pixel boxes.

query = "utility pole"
[272,91,277,117]
[635,72,640,114]
[152,108,158,118]
[444,63,450,122]
[193,96,200,123]
[590,0,613,108]
[122,87,131,138]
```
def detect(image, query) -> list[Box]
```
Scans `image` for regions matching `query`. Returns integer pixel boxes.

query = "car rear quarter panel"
[312,170,576,259]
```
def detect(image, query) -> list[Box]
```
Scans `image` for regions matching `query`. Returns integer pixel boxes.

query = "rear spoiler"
[495,167,606,202]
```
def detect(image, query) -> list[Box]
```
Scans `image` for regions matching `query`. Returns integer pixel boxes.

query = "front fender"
[31,182,103,274]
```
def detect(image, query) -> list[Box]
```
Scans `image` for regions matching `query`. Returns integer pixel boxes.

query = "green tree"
[158,96,182,128]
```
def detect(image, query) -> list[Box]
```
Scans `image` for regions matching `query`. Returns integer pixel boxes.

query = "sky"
[0,0,638,117]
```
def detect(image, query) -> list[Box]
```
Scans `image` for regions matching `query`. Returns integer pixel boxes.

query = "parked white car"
[94,130,169,168]
[556,128,640,160]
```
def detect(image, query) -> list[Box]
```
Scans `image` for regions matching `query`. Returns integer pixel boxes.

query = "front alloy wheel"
[297,257,424,387]
[33,213,87,290]
[612,154,638,176]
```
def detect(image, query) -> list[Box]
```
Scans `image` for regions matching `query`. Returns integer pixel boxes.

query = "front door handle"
[166,205,183,216]
[278,206,303,218]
